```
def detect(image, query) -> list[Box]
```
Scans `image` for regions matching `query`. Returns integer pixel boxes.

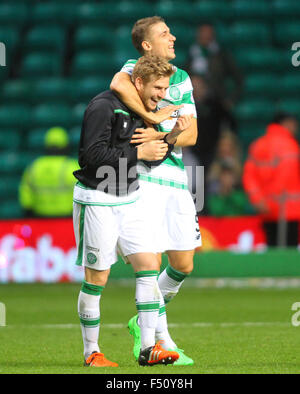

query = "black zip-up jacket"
[73,90,174,196]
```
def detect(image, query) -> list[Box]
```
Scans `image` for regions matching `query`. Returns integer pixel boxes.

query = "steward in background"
[243,113,300,247]
[19,127,78,217]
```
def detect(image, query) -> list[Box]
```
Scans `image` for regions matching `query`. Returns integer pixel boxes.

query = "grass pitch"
[1,282,300,374]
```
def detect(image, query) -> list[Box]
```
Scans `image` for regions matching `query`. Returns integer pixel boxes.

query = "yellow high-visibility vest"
[19,155,78,217]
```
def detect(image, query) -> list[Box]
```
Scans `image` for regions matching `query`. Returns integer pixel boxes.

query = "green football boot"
[128,315,141,360]
[172,348,194,366]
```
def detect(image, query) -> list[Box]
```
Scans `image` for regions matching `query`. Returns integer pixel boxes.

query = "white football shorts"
[73,199,156,271]
[139,180,202,252]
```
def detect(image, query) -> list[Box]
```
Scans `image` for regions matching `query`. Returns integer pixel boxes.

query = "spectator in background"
[183,75,233,214]
[186,23,243,132]
[207,160,253,217]
[243,113,300,247]
[189,75,228,173]
[19,127,78,217]
[208,130,243,194]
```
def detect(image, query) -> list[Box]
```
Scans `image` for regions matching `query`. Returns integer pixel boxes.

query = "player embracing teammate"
[73,16,201,367]
[110,16,201,366]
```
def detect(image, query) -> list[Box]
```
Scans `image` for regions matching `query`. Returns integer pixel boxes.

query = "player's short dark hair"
[132,16,165,54]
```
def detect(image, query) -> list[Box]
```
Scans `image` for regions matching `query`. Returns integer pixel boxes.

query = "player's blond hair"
[132,16,165,54]
[132,55,174,84]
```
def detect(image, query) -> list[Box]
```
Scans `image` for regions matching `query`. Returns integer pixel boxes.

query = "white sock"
[78,280,104,360]
[135,270,160,350]
[155,290,177,350]
[158,264,188,304]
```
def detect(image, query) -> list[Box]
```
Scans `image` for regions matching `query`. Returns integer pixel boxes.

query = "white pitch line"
[1,322,291,329]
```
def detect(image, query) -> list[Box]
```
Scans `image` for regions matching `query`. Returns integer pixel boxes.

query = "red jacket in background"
[243,123,300,221]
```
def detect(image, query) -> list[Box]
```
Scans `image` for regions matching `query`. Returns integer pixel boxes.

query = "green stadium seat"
[0,176,20,200]
[172,49,187,68]
[31,78,77,104]
[273,0,300,18]
[31,1,76,25]
[69,126,81,152]
[113,26,140,68]
[229,23,271,46]
[0,129,22,151]
[76,3,111,24]
[72,104,87,127]
[0,105,31,128]
[74,26,113,51]
[193,1,232,21]
[0,67,9,84]
[154,0,194,22]
[0,27,20,54]
[31,104,74,129]
[239,126,265,151]
[20,52,63,78]
[235,99,275,122]
[279,73,300,97]
[1,80,32,103]
[244,73,280,98]
[0,200,23,219]
[26,128,47,151]
[114,1,154,23]
[0,3,28,26]
[0,152,24,175]
[232,0,270,19]
[75,77,110,102]
[276,100,300,116]
[235,48,284,72]
[214,24,233,46]
[274,23,300,46]
[23,25,66,53]
[71,51,118,77]
[168,24,195,50]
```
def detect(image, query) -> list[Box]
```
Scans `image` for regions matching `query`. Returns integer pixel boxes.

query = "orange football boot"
[84,352,118,367]
[138,341,179,366]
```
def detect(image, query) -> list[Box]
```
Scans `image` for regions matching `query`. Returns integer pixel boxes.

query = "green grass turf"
[1,282,300,374]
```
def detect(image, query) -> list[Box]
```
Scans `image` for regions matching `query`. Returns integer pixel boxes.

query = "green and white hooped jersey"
[121,59,197,190]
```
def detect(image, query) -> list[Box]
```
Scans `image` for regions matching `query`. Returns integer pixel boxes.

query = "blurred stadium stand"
[0,0,299,218]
